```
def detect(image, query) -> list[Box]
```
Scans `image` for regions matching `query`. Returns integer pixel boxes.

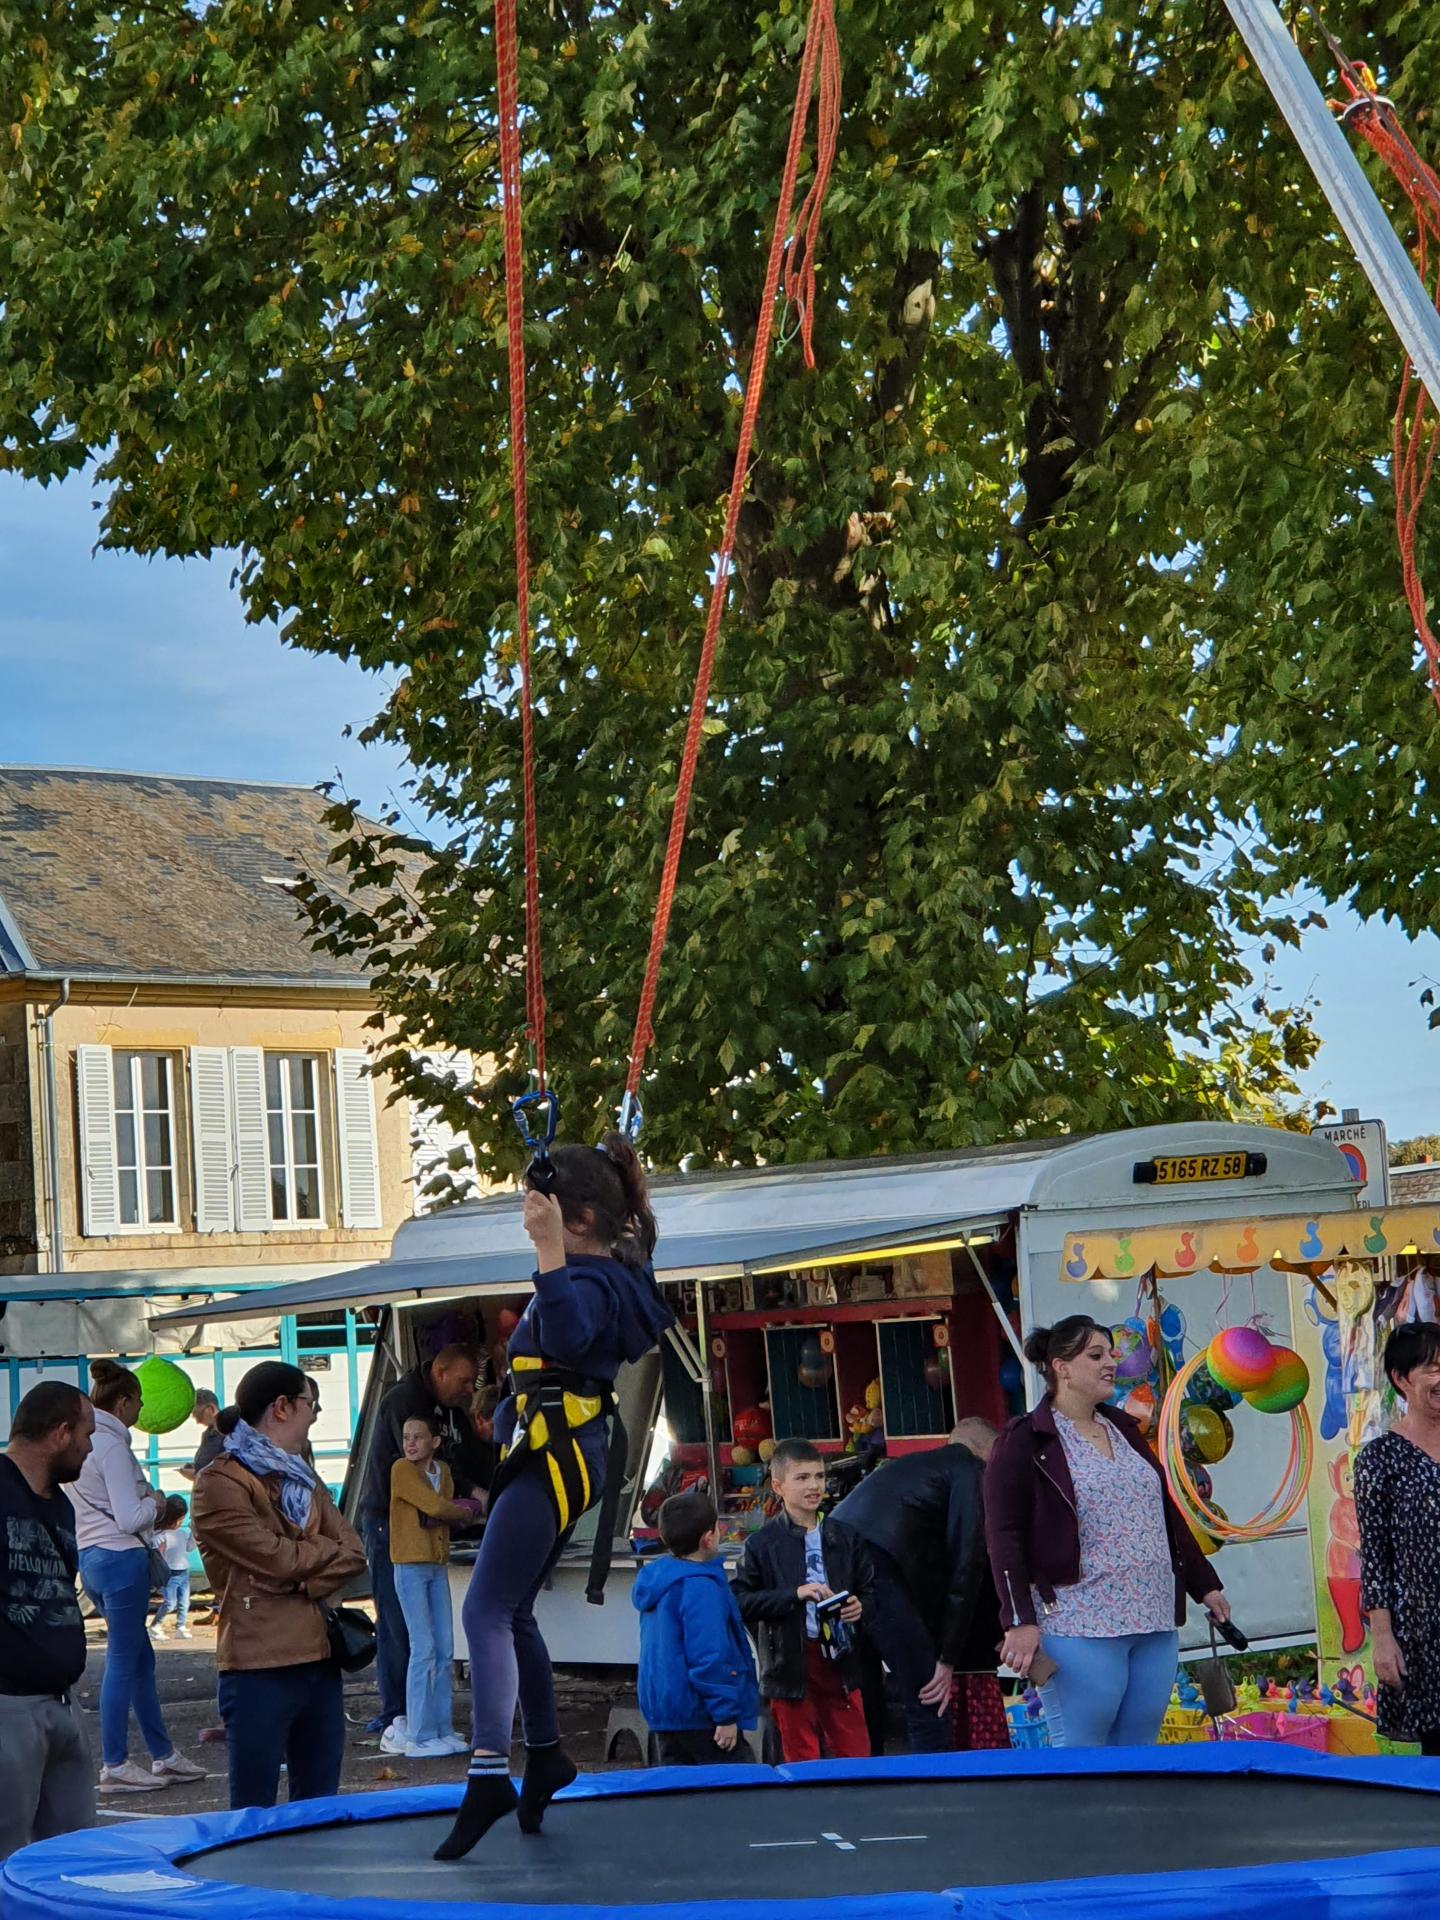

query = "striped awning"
[1060,1202,1440,1282]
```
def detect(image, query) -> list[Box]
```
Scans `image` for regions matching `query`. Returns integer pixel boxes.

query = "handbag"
[1196,1618,1238,1720]
[323,1603,377,1673]
[147,1547,173,1594]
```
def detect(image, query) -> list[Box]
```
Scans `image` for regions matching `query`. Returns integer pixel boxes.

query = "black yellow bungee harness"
[490,1353,629,1605]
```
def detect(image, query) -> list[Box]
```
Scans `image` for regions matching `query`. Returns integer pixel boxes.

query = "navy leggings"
[462,1463,571,1756]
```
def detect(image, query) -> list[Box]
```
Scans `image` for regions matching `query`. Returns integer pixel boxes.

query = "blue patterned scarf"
[224,1420,316,1529]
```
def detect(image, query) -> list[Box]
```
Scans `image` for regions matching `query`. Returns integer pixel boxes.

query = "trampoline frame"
[9,1747,1440,1920]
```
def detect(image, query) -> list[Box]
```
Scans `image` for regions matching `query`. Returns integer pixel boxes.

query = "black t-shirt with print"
[0,1455,86,1695]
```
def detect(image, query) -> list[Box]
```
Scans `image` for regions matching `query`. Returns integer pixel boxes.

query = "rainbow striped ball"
[1244,1346,1310,1414]
[1205,1327,1276,1395]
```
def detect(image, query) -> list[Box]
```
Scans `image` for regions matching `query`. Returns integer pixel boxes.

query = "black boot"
[433,1769,518,1861]
[517,1742,578,1834]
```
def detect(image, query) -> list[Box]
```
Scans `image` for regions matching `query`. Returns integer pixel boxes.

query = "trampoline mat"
[186,1775,1440,1905]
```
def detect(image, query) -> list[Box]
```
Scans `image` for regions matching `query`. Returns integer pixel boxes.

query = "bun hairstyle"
[546,1133,658,1272]
[89,1358,142,1413]
[1023,1316,1109,1395]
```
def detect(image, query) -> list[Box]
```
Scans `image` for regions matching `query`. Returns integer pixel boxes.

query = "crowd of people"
[6,1207,1440,1866]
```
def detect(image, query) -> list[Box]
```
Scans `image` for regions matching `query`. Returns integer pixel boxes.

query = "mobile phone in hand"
[816,1590,852,1617]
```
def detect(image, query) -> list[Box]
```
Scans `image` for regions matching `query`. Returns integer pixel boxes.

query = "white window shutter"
[75,1045,120,1236]
[335,1049,383,1230]
[189,1048,234,1233]
[228,1048,273,1231]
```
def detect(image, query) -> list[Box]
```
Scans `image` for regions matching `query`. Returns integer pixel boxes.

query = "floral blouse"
[1032,1412,1175,1638]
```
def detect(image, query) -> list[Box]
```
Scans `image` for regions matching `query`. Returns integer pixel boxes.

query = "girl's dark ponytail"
[599,1131,658,1262]
[547,1135,658,1270]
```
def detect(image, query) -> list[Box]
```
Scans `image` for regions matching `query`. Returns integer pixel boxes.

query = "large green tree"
[2,0,1435,1171]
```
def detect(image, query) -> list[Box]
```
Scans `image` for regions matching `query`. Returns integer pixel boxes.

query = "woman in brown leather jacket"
[191,1361,366,1809]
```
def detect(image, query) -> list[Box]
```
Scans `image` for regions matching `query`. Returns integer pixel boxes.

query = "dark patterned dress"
[1354,1432,1440,1741]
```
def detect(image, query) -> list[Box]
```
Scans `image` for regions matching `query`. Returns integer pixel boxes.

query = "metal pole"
[1225,0,1440,405]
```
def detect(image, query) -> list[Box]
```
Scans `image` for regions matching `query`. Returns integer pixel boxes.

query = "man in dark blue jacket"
[633,1490,759,1764]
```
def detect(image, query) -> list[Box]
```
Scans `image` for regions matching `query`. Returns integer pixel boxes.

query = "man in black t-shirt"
[0,1382,97,1859]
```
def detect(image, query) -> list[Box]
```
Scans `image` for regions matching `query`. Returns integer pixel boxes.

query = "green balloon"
[134,1357,197,1436]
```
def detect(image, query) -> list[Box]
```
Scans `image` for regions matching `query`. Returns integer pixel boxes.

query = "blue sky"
[3,469,1438,1139]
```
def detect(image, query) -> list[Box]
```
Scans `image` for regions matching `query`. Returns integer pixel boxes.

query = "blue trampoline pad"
[11,1749,1440,1920]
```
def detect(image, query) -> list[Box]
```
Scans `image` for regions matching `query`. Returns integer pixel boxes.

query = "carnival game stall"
[148,1119,1370,1665]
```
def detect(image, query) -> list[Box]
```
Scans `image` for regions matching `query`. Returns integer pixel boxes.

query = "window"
[265,1054,323,1222]
[112,1052,177,1227]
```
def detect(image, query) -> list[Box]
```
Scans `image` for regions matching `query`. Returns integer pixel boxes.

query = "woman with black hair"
[1356,1320,1440,1752]
[985,1315,1227,1747]
[435,1134,673,1861]
[190,1361,366,1809]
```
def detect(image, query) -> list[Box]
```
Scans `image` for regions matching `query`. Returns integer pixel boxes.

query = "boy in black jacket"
[732,1439,874,1761]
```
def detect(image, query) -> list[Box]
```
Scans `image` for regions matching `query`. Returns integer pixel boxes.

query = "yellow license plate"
[1150,1152,1248,1185]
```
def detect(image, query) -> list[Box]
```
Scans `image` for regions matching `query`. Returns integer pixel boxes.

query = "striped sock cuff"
[466,1754,510,1780]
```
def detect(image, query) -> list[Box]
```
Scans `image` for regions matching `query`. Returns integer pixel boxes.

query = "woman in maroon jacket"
[985,1316,1229,1747]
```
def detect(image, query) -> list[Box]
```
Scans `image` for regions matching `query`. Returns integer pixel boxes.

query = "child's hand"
[522,1189,567,1267]
[796,1582,832,1604]
[839,1594,863,1624]
[713,1722,738,1752]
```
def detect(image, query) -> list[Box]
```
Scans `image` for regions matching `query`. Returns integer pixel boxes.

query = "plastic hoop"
[1159,1351,1313,1545]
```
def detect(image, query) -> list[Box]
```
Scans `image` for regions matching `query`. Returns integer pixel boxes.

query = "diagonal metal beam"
[1225,0,1440,405]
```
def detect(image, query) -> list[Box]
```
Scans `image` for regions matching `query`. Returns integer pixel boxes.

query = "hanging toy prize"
[1159,1326,1313,1547]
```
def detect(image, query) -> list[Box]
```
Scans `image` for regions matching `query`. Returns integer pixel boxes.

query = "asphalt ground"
[79,1607,640,1819]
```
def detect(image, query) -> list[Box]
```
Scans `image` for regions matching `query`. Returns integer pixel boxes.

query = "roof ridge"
[0,763,328,794]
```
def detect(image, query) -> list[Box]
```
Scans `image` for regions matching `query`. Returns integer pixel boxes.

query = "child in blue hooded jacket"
[634,1490,759,1764]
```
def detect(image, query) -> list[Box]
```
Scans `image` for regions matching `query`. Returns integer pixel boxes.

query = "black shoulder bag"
[323,1602,377,1673]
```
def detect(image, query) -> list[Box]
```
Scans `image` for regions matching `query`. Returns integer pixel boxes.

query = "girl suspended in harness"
[436,1133,673,1860]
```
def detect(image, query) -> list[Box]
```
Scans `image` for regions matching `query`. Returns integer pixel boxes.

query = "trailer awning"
[1060,1202,1440,1282]
[147,1211,1008,1332]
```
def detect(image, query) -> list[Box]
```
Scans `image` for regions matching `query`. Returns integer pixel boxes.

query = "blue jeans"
[395,1562,455,1745]
[362,1513,409,1727]
[150,1573,190,1631]
[1037,1629,1179,1748]
[78,1546,174,1768]
[863,1547,952,1755]
[217,1661,344,1809]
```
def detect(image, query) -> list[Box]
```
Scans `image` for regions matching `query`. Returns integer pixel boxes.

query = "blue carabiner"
[617,1090,644,1145]
[513,1088,559,1153]
[513,1088,559,1196]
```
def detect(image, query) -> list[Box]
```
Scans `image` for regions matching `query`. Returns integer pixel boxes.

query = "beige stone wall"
[30,988,409,1274]
[0,1003,37,1266]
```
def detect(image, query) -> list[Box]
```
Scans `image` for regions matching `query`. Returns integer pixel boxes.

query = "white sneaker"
[438,1732,472,1756]
[378,1721,410,1756]
[404,1737,459,1759]
[176,1627,193,1640]
[100,1761,170,1794]
[152,1749,206,1782]
[149,1625,168,1641]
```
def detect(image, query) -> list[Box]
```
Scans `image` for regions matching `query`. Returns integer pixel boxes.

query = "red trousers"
[769,1640,871,1763]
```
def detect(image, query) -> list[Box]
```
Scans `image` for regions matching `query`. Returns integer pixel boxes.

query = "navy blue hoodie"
[632,1555,760,1733]
[497,1253,674,1457]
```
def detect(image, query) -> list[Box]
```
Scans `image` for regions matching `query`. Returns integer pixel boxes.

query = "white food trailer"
[152,1119,1368,1662]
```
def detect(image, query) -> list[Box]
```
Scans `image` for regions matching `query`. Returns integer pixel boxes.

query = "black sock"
[517,1741,578,1835]
[433,1758,517,1861]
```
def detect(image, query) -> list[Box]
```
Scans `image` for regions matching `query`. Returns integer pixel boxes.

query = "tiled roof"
[0,766,375,986]
[1390,1161,1440,1205]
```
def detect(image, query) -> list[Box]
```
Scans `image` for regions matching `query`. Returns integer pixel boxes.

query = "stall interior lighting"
[748,1231,994,1277]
